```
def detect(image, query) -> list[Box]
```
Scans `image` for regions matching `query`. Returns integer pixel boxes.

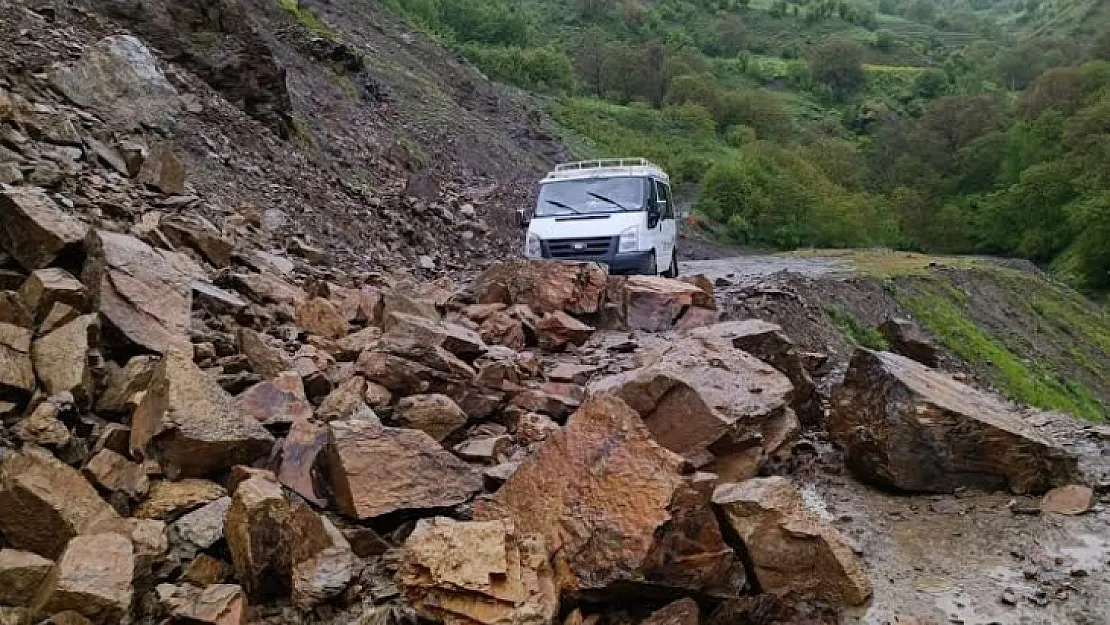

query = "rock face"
[324,419,482,520]
[0,186,88,271]
[476,394,744,596]
[879,317,939,367]
[130,350,275,478]
[829,350,1077,494]
[0,549,54,607]
[713,478,871,606]
[32,533,135,624]
[0,447,118,558]
[50,35,180,129]
[400,517,558,625]
[471,261,607,315]
[393,394,469,442]
[83,230,192,354]
[601,276,717,332]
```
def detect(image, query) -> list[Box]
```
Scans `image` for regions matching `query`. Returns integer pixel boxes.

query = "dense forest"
[378,0,1110,293]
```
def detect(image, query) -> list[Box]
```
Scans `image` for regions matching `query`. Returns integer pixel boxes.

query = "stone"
[236,328,292,378]
[296,297,348,340]
[381,289,439,328]
[0,186,87,271]
[601,276,717,332]
[137,144,186,195]
[0,163,22,185]
[181,555,232,587]
[225,474,293,600]
[400,517,558,625]
[18,268,86,314]
[343,528,390,558]
[83,449,148,500]
[38,612,93,625]
[385,312,486,360]
[357,344,475,400]
[37,303,80,336]
[394,394,468,442]
[471,261,608,315]
[134,479,226,521]
[82,516,168,588]
[640,598,699,625]
[191,282,248,315]
[276,418,328,507]
[94,424,132,456]
[289,504,360,608]
[32,533,134,624]
[829,350,1078,494]
[50,35,180,129]
[475,394,744,596]
[536,311,594,351]
[172,496,232,551]
[130,350,275,478]
[453,435,512,463]
[32,315,98,401]
[96,355,156,414]
[236,372,312,427]
[83,230,192,354]
[0,549,54,606]
[0,320,34,401]
[479,311,526,351]
[333,326,382,361]
[879,317,939,367]
[227,272,306,307]
[316,376,375,422]
[324,419,482,520]
[86,138,130,176]
[713,477,871,606]
[515,412,560,445]
[0,447,118,559]
[1040,485,1094,515]
[160,583,245,625]
[12,398,72,448]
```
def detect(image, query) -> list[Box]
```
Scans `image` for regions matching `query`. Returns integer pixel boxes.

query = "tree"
[715,89,791,141]
[808,37,867,100]
[904,0,937,23]
[1018,67,1087,119]
[874,29,896,52]
[710,15,747,57]
[1092,30,1110,62]
[574,27,609,98]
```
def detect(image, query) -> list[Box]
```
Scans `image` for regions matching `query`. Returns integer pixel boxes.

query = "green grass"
[826,306,890,351]
[276,0,335,38]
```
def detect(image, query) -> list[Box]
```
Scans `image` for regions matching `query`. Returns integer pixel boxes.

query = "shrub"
[459,44,575,94]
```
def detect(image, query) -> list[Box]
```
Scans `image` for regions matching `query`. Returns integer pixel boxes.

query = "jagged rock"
[879,317,939,367]
[601,276,717,332]
[83,230,192,354]
[38,611,93,625]
[296,297,348,340]
[536,311,593,351]
[829,350,1077,494]
[323,419,482,519]
[82,516,168,589]
[475,394,744,596]
[589,334,796,474]
[0,447,118,558]
[277,418,328,507]
[333,327,383,361]
[357,343,475,400]
[18,268,86,314]
[0,549,54,606]
[31,533,134,624]
[236,372,313,427]
[12,398,72,448]
[1041,485,1093,515]
[385,312,486,360]
[172,496,232,552]
[713,477,871,606]
[331,286,381,325]
[289,503,360,608]
[640,598,699,625]
[94,424,132,456]
[83,449,149,500]
[134,479,226,521]
[471,261,607,315]
[289,237,328,265]
[226,272,305,307]
[225,473,293,600]
[0,163,22,185]
[50,35,180,129]
[96,355,156,414]
[400,517,558,625]
[0,607,31,625]
[181,555,231,586]
[393,394,468,442]
[316,376,375,422]
[0,316,34,401]
[515,412,560,445]
[381,288,440,328]
[0,186,87,271]
[236,328,292,378]
[479,311,526,351]
[453,435,512,463]
[191,282,248,316]
[130,350,275,478]
[158,583,245,625]
[343,527,390,558]
[31,314,97,401]
[137,144,186,195]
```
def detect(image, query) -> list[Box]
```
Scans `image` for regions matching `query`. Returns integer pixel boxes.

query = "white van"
[519,158,678,276]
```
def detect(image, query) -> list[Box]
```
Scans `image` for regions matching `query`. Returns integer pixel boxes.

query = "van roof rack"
[553,158,662,172]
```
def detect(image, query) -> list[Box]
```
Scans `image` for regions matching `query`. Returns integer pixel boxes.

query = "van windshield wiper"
[587,192,630,211]
[545,200,583,214]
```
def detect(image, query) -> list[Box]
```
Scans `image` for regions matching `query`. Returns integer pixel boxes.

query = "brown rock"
[32,533,134,624]
[277,418,328,507]
[137,144,186,195]
[236,329,291,378]
[399,517,558,625]
[829,350,1077,494]
[12,398,72,448]
[536,311,593,351]
[227,272,306,307]
[94,424,132,455]
[289,503,359,607]
[236,372,312,427]
[640,598,699,625]
[83,230,192,354]
[475,394,743,596]
[135,479,226,521]
[1041,485,1093,515]
[324,419,482,519]
[225,474,293,600]
[333,326,382,361]
[296,297,348,340]
[161,214,232,268]
[81,516,168,590]
[478,311,526,351]
[546,363,599,384]
[363,381,393,410]
[0,186,87,271]
[880,317,939,367]
[330,285,383,325]
[39,611,94,625]
[18,268,86,314]
[453,435,512,463]
[182,555,232,587]
[0,549,54,606]
[343,527,390,558]
[385,312,486,360]
[172,496,232,552]
[160,583,245,625]
[394,394,468,442]
[32,314,98,401]
[713,477,871,605]
[357,344,474,400]
[130,350,275,478]
[83,449,149,500]
[515,412,559,445]
[38,303,80,337]
[0,319,34,400]
[472,261,607,315]
[0,447,118,558]
[96,356,157,414]
[602,276,717,332]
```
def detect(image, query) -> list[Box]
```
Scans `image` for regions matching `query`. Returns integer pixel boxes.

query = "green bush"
[458,44,575,94]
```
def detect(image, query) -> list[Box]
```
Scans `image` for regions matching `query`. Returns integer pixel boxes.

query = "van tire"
[662,250,679,278]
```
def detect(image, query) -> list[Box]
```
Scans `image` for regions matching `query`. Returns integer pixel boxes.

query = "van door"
[655,180,677,273]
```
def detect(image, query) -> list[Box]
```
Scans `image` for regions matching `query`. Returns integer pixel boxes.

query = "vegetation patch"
[276,0,335,39]
[825,306,890,351]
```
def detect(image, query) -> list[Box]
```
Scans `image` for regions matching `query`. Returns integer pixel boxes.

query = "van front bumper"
[603,251,656,275]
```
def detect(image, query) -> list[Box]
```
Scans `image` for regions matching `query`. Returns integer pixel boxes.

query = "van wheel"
[662,251,679,278]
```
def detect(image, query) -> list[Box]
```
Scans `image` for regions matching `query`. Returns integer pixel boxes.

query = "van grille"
[544,236,615,259]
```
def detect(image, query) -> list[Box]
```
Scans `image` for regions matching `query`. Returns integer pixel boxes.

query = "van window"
[536,176,648,217]
[656,181,674,219]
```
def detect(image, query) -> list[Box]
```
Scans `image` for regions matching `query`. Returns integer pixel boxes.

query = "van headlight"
[618,227,639,253]
[525,233,542,258]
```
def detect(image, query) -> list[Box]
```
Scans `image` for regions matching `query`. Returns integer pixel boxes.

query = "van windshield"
[536,176,647,217]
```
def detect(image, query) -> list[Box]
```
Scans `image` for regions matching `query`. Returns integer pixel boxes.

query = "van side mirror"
[648,202,662,228]
[516,208,530,228]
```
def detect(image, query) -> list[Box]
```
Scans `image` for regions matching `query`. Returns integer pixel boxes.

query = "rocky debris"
[289,503,360,608]
[0,447,118,558]
[385,313,486,361]
[830,350,1077,494]
[639,598,700,625]
[478,310,526,351]
[601,276,718,332]
[130,350,274,478]
[50,35,180,130]
[453,435,511,463]
[137,144,186,196]
[276,418,328,507]
[879,317,939,367]
[296,297,349,340]
[0,310,35,400]
[32,314,98,401]
[713,477,871,606]
[0,186,87,271]
[471,261,607,315]
[225,473,293,600]
[316,377,375,422]
[476,394,744,596]
[536,311,593,351]
[19,268,86,315]
[515,412,560,445]
[393,394,468,442]
[83,449,149,502]
[96,355,156,414]
[0,549,54,607]
[134,479,226,521]
[236,372,313,427]
[32,532,134,624]
[157,583,245,625]
[237,329,293,378]
[1040,485,1094,515]
[399,517,558,625]
[172,496,232,553]
[12,397,73,449]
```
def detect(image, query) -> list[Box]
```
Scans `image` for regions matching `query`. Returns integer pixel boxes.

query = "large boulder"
[829,350,1077,494]
[400,517,558,625]
[0,549,54,607]
[0,186,88,271]
[225,474,293,600]
[475,394,745,597]
[31,533,134,624]
[288,503,359,608]
[384,312,486,360]
[31,315,98,402]
[393,394,468,442]
[600,275,717,332]
[323,419,482,520]
[879,317,939,367]
[235,372,313,427]
[295,297,349,340]
[713,478,871,606]
[471,261,607,315]
[130,350,275,478]
[157,583,245,625]
[0,309,35,402]
[277,418,329,507]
